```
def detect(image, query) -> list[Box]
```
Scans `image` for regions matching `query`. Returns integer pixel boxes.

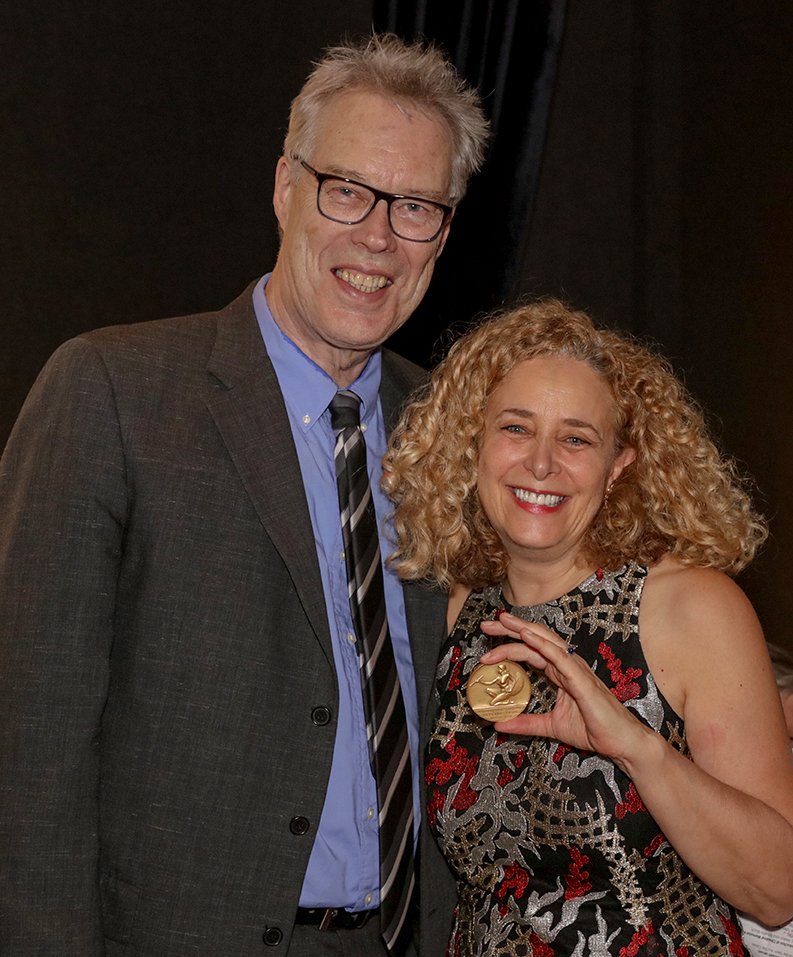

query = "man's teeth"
[513,489,565,507]
[335,269,389,292]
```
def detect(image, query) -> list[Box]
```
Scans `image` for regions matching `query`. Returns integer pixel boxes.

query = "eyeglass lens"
[317,179,444,241]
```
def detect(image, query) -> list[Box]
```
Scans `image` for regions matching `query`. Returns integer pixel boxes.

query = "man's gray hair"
[283,33,489,206]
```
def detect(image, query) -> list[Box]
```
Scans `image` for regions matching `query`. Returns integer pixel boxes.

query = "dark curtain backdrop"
[1,0,564,444]
[0,0,373,449]
[375,0,567,365]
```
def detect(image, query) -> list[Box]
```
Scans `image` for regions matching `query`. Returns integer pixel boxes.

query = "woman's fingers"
[482,612,571,649]
[479,615,646,758]
[481,614,576,675]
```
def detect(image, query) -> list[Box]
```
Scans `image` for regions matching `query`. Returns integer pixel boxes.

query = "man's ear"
[272,156,293,229]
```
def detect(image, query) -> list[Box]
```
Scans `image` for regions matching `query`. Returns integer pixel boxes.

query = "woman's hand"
[480,612,652,769]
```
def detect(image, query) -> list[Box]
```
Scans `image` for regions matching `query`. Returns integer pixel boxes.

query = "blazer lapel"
[204,286,332,659]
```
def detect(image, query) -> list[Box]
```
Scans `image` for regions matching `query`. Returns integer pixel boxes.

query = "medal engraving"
[466,660,532,722]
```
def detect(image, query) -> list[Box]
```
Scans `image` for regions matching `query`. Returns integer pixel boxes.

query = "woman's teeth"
[513,489,565,507]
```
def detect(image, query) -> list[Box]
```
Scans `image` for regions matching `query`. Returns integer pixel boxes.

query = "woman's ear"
[609,445,637,486]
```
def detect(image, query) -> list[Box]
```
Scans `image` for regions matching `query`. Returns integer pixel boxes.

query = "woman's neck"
[502,553,597,608]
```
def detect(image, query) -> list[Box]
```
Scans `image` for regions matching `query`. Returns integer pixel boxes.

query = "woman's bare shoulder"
[643,556,756,631]
[639,555,768,716]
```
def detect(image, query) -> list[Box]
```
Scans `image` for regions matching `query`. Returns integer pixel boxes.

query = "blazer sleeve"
[0,337,129,956]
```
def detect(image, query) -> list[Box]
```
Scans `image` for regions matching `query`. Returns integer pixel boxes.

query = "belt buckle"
[319,908,339,931]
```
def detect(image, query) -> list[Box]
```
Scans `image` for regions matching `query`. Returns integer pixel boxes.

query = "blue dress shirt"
[252,276,419,911]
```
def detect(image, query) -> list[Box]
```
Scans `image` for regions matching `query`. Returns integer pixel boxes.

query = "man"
[0,34,488,957]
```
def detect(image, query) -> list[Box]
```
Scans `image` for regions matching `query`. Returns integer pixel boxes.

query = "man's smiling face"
[267,89,453,384]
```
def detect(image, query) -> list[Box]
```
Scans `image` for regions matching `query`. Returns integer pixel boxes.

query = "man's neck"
[265,274,375,389]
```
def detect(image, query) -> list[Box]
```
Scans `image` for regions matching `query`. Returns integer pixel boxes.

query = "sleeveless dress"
[426,562,749,957]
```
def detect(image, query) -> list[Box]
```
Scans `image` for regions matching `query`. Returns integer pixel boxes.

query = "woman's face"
[476,356,635,569]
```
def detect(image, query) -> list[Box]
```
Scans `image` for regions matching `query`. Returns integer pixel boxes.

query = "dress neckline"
[481,566,619,618]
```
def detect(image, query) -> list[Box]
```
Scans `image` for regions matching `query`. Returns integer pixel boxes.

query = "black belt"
[295,906,379,931]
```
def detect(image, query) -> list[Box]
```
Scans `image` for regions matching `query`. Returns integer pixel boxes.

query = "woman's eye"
[504,424,526,434]
[565,435,590,446]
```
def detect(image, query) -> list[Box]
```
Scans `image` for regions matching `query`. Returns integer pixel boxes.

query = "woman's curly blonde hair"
[382,299,766,588]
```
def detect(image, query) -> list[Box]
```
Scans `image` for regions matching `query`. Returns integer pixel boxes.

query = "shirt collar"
[252,275,382,434]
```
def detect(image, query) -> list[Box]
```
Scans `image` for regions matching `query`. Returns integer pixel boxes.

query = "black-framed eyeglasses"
[299,160,453,243]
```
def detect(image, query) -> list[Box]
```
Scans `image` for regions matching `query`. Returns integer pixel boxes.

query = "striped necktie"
[329,389,415,953]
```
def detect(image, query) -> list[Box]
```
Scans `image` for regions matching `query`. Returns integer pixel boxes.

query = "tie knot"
[329,390,362,432]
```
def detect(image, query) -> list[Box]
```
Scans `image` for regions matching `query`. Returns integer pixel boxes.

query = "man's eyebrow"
[322,164,449,204]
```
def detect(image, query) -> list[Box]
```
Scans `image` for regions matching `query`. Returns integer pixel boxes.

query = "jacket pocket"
[100,872,141,945]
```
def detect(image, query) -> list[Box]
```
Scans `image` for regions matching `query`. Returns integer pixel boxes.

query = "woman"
[382,301,793,956]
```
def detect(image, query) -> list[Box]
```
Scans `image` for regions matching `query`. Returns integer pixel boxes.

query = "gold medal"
[466,660,532,723]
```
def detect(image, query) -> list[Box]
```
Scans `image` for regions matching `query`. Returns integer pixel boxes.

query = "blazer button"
[262,926,283,946]
[289,816,310,835]
[311,706,331,726]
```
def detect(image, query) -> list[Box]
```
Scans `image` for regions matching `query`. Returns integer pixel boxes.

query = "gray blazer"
[0,284,456,956]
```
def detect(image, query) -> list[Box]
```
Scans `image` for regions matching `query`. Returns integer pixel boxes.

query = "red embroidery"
[599,642,642,701]
[644,833,666,857]
[514,748,527,768]
[564,847,592,899]
[528,934,554,957]
[718,915,745,956]
[615,783,647,819]
[617,922,653,956]
[425,735,480,810]
[596,568,604,581]
[426,788,446,830]
[552,744,571,763]
[496,863,530,916]
[676,949,691,957]
[495,732,509,746]
[497,767,513,786]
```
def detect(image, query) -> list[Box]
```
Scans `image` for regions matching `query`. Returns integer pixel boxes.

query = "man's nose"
[350,199,398,252]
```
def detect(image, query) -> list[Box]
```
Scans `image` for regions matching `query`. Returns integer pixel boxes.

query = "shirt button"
[360,423,368,433]
[347,632,356,644]
[340,550,345,562]
[365,893,373,906]
[302,414,311,424]
[367,807,375,820]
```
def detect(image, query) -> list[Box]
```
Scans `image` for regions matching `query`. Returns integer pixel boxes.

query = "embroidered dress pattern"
[426,562,747,957]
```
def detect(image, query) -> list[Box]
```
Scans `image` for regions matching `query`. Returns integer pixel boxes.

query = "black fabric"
[375,0,567,365]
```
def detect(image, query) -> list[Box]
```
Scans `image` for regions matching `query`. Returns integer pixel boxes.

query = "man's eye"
[393,199,433,219]
[326,184,367,204]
